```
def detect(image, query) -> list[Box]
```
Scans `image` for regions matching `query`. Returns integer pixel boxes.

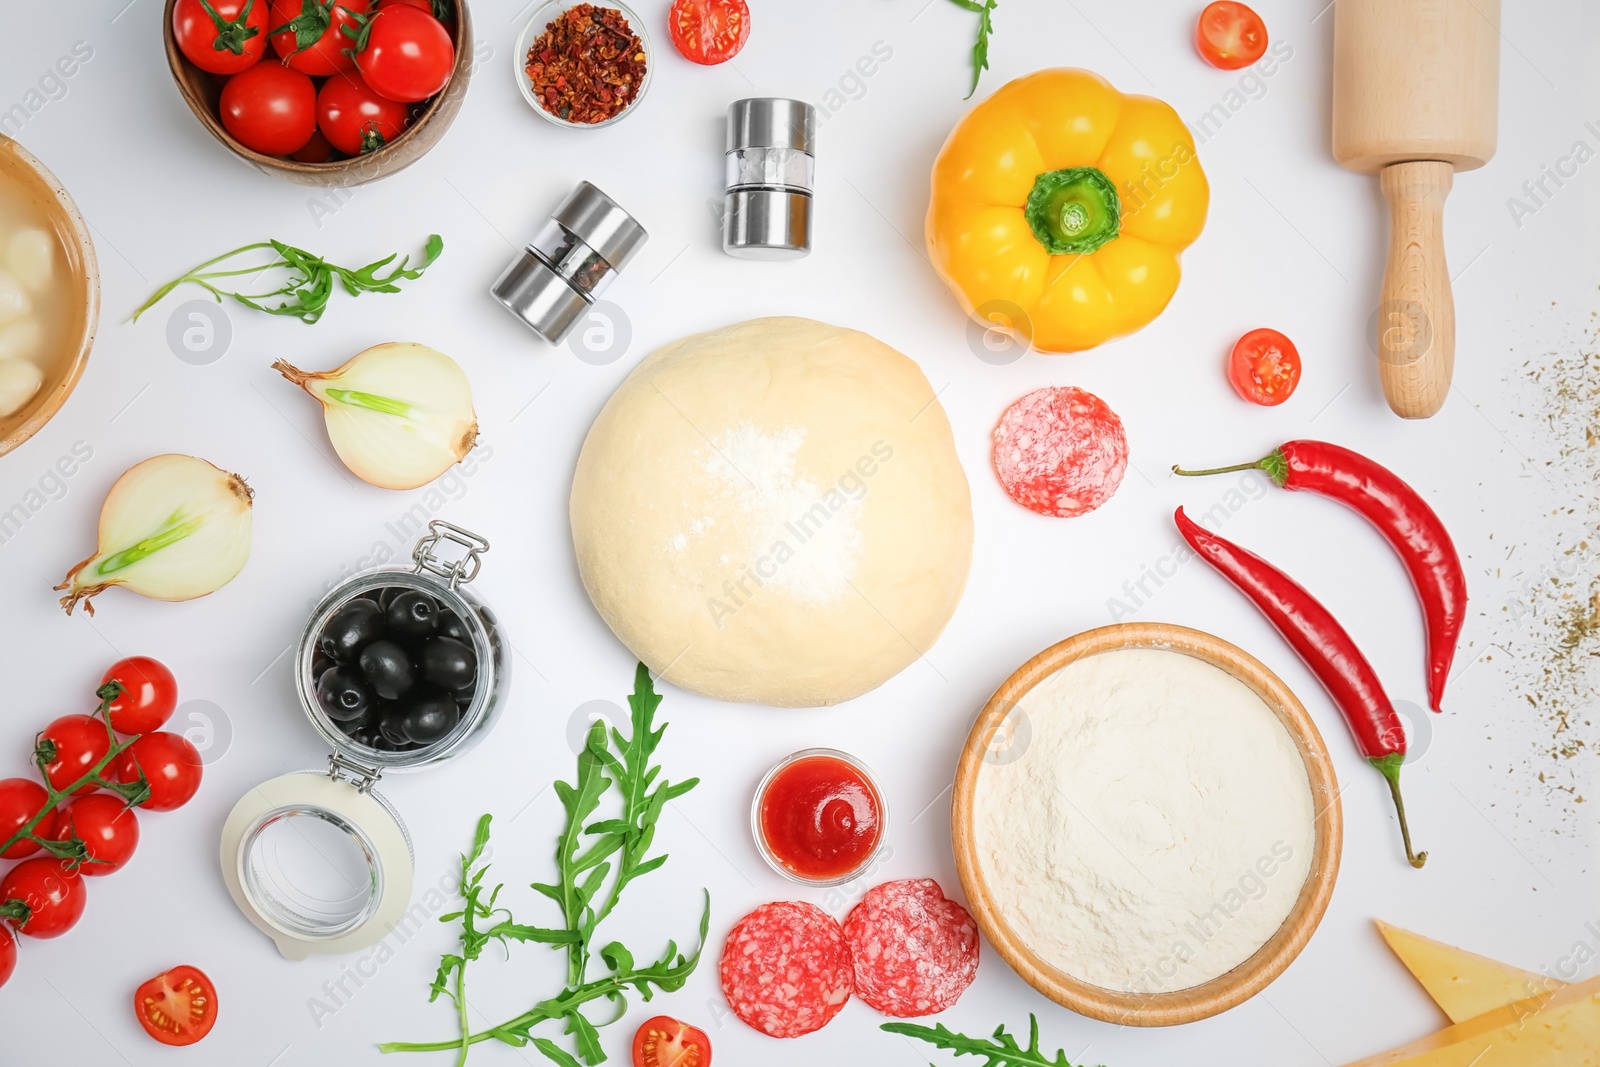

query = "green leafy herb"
[129,234,444,325]
[945,0,999,99]
[380,664,706,1066]
[883,1016,1102,1067]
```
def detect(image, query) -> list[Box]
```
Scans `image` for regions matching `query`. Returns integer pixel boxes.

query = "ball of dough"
[571,317,973,707]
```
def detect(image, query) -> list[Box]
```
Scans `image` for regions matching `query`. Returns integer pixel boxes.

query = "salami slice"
[992,386,1128,517]
[843,879,978,1017]
[719,901,853,1038]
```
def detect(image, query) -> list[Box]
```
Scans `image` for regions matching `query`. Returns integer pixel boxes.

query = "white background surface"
[1,1,1597,1064]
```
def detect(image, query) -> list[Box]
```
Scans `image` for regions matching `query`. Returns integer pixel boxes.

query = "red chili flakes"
[525,4,647,125]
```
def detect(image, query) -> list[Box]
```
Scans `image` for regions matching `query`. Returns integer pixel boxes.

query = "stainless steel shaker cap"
[727,98,817,154]
[551,181,649,272]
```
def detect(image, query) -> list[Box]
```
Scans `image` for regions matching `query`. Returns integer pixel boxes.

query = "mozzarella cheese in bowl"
[0,167,66,419]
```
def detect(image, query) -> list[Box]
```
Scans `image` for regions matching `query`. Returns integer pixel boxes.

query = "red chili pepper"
[1174,439,1465,713]
[1174,507,1426,868]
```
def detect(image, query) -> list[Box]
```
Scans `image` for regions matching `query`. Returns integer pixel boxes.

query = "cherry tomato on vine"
[61,795,140,876]
[116,733,203,812]
[102,657,178,735]
[0,859,86,939]
[1195,2,1267,70]
[351,4,454,103]
[172,0,271,76]
[220,60,317,156]
[0,778,60,859]
[668,0,750,66]
[38,714,111,796]
[317,71,412,154]
[632,1016,711,1067]
[0,926,14,989]
[135,965,218,1046]
[269,0,371,77]
[1228,327,1302,406]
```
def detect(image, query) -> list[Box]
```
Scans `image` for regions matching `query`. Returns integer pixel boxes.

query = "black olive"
[311,651,334,679]
[319,599,385,664]
[417,637,477,691]
[347,725,379,748]
[399,689,459,745]
[376,702,411,746]
[316,666,374,722]
[437,610,471,644]
[378,586,403,611]
[386,591,439,638]
[359,640,415,700]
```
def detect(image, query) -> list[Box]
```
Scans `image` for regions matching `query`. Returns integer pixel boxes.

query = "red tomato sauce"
[758,755,882,880]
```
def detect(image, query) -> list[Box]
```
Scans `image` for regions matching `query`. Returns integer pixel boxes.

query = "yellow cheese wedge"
[1342,974,1600,1066]
[1376,920,1563,1023]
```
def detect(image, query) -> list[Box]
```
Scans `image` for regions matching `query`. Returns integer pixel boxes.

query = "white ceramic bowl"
[513,0,654,130]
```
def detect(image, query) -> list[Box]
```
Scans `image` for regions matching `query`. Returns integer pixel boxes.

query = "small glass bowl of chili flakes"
[515,1,652,129]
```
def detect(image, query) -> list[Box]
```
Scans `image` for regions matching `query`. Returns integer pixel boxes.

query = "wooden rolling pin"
[1332,0,1500,419]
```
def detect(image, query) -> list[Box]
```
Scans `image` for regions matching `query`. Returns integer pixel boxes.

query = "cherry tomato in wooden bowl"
[668,0,750,66]
[102,656,178,735]
[633,1016,711,1067]
[0,859,86,939]
[1195,1,1267,70]
[0,778,60,859]
[220,60,318,155]
[352,4,454,102]
[38,714,111,796]
[269,0,370,76]
[291,129,341,163]
[136,965,218,1046]
[1228,327,1301,406]
[317,71,413,155]
[61,795,140,876]
[116,733,204,812]
[172,0,271,75]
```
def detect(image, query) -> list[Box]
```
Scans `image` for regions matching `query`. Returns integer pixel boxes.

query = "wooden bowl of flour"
[951,622,1342,1026]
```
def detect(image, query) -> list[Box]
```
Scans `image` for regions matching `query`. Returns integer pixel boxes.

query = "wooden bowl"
[0,136,98,459]
[162,0,474,187]
[951,622,1342,1026]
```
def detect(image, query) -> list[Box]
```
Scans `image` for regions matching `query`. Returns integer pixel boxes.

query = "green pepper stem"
[1023,167,1121,256]
[1371,754,1427,869]
[1172,449,1290,487]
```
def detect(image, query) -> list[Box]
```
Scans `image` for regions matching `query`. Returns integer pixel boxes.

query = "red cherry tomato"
[378,0,437,10]
[38,715,111,796]
[220,61,317,156]
[0,926,14,989]
[116,733,204,812]
[1195,1,1267,70]
[632,1016,711,1067]
[1228,327,1302,405]
[102,657,178,735]
[668,0,750,66]
[135,965,218,1046]
[0,859,86,939]
[290,129,340,163]
[317,71,413,154]
[0,778,59,859]
[61,795,140,876]
[172,0,271,75]
[353,4,454,102]
[269,0,371,76]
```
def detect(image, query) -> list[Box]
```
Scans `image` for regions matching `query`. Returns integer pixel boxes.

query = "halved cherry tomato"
[351,4,454,102]
[136,965,218,1046]
[317,71,412,154]
[668,0,750,66]
[1228,327,1301,406]
[38,714,111,796]
[61,795,140,876]
[269,0,371,76]
[0,778,59,859]
[1195,1,1267,70]
[220,60,318,155]
[632,1016,711,1067]
[102,657,178,735]
[172,0,270,75]
[0,859,86,939]
[116,733,204,812]
[0,926,15,989]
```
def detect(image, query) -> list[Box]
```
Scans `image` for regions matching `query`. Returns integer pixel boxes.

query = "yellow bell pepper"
[926,68,1209,353]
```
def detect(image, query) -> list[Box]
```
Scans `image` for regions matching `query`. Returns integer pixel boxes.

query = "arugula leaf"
[128,234,443,324]
[882,1016,1103,1067]
[944,0,999,98]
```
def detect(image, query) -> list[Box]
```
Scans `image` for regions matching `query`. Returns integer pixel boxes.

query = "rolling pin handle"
[1375,160,1456,419]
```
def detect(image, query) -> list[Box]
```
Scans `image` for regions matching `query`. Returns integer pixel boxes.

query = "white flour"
[973,648,1315,994]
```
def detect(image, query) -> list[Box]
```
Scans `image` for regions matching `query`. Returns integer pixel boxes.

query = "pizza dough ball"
[570,317,973,707]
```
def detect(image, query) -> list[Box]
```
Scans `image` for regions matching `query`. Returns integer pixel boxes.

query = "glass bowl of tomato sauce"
[751,748,888,886]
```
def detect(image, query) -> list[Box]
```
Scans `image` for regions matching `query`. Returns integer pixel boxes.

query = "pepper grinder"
[491,181,648,345]
[723,98,817,260]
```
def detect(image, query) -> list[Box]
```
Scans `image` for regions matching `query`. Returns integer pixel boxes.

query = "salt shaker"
[723,98,817,260]
[491,181,648,344]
